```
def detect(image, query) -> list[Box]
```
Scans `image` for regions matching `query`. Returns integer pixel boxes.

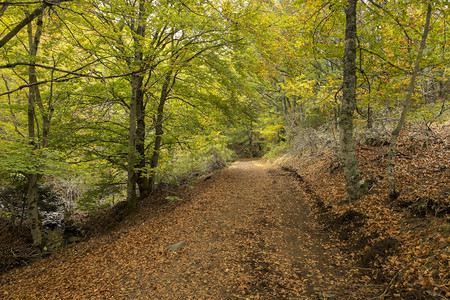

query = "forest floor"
[0,160,383,299]
[1,122,448,299]
[277,122,449,299]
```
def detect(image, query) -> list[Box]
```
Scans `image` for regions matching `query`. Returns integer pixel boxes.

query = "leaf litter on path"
[0,160,381,299]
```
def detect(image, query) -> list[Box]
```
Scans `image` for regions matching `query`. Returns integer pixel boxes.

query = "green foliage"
[159,145,236,186]
[0,143,68,178]
[75,171,125,212]
[408,102,449,125]
[0,0,448,221]
[263,142,289,159]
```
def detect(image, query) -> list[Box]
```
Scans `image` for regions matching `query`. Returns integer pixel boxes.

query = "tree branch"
[360,47,409,74]
[0,2,9,18]
[365,0,413,43]
[0,63,155,97]
[0,0,71,48]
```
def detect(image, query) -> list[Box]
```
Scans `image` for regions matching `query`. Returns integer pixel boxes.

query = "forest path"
[0,160,380,299]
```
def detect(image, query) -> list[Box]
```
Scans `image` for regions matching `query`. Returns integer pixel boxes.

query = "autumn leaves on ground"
[0,159,376,299]
[1,124,449,299]
[0,160,375,299]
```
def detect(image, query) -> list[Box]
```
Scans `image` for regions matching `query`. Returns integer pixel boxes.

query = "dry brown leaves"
[279,122,449,298]
[1,160,382,299]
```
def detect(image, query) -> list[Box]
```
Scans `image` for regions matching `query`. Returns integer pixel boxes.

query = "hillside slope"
[277,122,449,298]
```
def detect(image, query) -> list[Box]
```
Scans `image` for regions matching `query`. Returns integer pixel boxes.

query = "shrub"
[0,175,62,224]
[158,145,236,185]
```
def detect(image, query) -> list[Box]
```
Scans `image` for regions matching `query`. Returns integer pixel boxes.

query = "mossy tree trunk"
[126,0,146,213]
[135,70,149,199]
[148,70,175,192]
[26,14,45,252]
[339,0,366,202]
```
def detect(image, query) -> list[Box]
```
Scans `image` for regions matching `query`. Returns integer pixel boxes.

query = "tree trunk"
[387,2,432,200]
[126,0,145,213]
[339,0,366,202]
[148,71,173,192]
[367,103,373,129]
[26,14,45,251]
[127,75,140,213]
[281,95,287,116]
[26,174,44,250]
[135,73,150,199]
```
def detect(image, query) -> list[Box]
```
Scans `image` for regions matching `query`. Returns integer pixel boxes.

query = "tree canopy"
[0,0,448,249]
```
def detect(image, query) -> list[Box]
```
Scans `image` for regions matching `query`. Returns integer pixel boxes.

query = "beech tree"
[126,0,146,213]
[237,0,447,201]
[0,3,79,250]
[47,0,251,209]
[0,1,111,248]
[339,0,366,201]
[26,14,46,251]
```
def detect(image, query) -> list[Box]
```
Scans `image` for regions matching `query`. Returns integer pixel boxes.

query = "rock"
[42,211,64,230]
[63,225,84,245]
[167,241,187,252]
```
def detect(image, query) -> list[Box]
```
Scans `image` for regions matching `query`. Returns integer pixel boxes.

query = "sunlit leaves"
[0,143,68,178]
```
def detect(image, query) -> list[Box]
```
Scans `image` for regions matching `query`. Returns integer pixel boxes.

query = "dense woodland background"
[0,0,448,296]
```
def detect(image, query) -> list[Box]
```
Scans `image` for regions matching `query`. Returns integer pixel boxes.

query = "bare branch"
[360,47,408,74]
[1,75,25,138]
[365,0,413,42]
[0,0,71,48]
[0,62,101,76]
[0,64,156,97]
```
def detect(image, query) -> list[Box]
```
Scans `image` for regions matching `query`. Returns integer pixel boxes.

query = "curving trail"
[0,160,380,299]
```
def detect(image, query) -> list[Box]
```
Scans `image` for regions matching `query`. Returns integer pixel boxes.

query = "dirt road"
[0,160,380,299]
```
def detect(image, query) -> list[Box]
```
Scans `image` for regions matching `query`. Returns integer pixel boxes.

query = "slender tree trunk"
[367,103,373,129]
[148,71,173,192]
[135,74,150,199]
[339,0,366,202]
[281,96,287,116]
[248,131,254,158]
[126,0,145,213]
[26,15,45,251]
[36,79,51,148]
[26,174,43,249]
[127,75,140,213]
[387,2,432,200]
[333,107,339,130]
